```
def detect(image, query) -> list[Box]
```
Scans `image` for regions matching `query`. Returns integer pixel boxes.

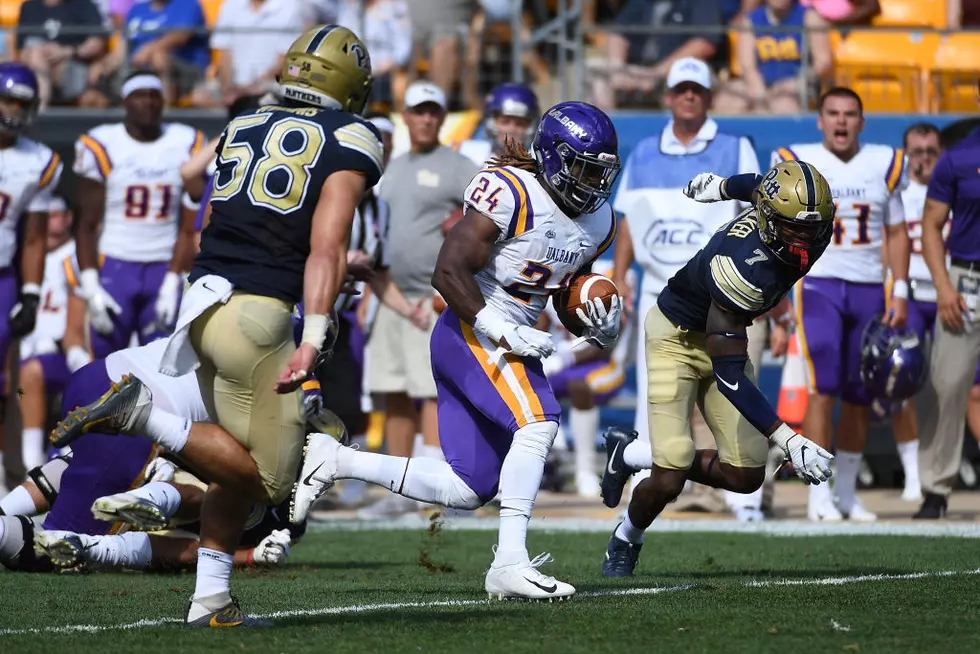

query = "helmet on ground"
[859,319,928,404]
[756,160,835,268]
[0,62,39,134]
[279,25,372,114]
[532,101,621,215]
[484,82,539,148]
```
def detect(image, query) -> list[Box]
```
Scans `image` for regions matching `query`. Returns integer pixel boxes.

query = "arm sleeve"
[722,173,762,203]
[710,353,781,434]
[333,121,385,189]
[926,150,955,205]
[462,168,520,239]
[708,254,766,313]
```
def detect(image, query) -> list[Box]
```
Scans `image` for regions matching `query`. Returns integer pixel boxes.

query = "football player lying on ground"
[598,162,837,577]
[292,101,624,601]
[0,452,297,572]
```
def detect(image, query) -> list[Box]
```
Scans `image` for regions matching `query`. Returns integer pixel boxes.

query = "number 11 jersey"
[770,143,907,283]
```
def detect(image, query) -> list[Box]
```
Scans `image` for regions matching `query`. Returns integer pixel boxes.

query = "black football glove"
[8,290,40,338]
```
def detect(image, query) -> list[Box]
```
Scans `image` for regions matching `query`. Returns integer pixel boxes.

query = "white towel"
[159,275,233,377]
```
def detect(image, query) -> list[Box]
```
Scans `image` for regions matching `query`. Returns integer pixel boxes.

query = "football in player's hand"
[441,207,464,235]
[553,273,619,337]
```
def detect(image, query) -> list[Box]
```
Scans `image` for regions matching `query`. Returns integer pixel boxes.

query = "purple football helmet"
[532,101,620,216]
[484,82,539,148]
[0,62,39,134]
[859,318,928,404]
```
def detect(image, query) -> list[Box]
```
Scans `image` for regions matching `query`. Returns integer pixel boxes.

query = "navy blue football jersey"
[192,103,384,303]
[658,209,823,331]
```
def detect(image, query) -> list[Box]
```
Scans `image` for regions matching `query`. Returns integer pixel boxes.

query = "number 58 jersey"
[74,122,206,263]
[771,143,906,283]
[463,165,617,327]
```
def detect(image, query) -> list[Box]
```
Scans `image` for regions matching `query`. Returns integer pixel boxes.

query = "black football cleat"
[912,492,948,520]
[601,526,642,578]
[600,427,639,508]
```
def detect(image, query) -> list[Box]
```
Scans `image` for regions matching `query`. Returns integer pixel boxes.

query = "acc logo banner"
[642,219,706,265]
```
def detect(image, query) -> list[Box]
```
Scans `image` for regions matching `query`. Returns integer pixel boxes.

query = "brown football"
[552,273,619,336]
[441,207,464,235]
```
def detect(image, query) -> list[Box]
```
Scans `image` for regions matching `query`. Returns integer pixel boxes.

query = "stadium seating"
[833,31,940,112]
[933,34,980,113]
[872,0,947,29]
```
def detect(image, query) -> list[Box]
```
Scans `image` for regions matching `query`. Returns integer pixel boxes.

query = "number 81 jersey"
[463,165,617,327]
[74,122,206,262]
[771,143,906,283]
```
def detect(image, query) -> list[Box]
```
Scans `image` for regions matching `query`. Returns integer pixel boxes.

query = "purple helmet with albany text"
[484,82,539,147]
[533,101,621,216]
[0,62,39,134]
[859,318,928,404]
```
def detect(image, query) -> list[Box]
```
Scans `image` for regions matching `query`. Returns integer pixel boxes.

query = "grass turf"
[1,524,978,653]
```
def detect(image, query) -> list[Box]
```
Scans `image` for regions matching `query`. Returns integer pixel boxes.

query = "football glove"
[576,295,622,350]
[769,424,834,485]
[250,528,291,566]
[8,285,40,338]
[154,271,181,327]
[474,308,555,359]
[683,173,725,203]
[80,268,122,336]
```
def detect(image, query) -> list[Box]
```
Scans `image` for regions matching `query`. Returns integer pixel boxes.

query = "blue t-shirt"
[126,0,210,70]
[748,3,805,86]
[927,129,980,262]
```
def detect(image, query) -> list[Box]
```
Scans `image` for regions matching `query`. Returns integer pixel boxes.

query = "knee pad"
[28,456,71,508]
[512,421,559,460]
[652,436,696,471]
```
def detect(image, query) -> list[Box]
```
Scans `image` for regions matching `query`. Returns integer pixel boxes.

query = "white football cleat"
[807,495,843,522]
[734,507,765,522]
[34,529,85,569]
[901,483,923,503]
[837,496,877,522]
[574,471,601,499]
[290,432,341,524]
[92,491,168,531]
[485,552,576,601]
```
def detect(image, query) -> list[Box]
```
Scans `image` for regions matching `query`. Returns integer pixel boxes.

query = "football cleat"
[91,492,168,531]
[807,494,843,522]
[50,374,152,447]
[575,471,601,498]
[486,552,575,601]
[912,492,948,520]
[601,527,642,578]
[600,427,639,508]
[289,431,341,524]
[836,496,877,522]
[185,593,272,628]
[34,529,85,569]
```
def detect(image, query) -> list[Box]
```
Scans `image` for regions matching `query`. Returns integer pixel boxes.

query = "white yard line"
[2,569,978,637]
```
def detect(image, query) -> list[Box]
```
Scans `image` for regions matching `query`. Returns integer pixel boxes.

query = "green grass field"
[1,521,978,653]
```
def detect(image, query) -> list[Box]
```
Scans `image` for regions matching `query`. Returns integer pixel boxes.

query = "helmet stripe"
[795,161,816,212]
[306,25,337,54]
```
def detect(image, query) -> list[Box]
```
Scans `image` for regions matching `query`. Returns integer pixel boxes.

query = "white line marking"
[1,570,977,637]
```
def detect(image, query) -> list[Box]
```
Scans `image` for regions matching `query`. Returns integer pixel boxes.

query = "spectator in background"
[107,0,135,27]
[303,0,340,25]
[16,0,107,107]
[361,81,479,518]
[588,0,725,110]
[210,0,304,108]
[714,0,831,114]
[336,0,412,111]
[948,0,980,27]
[405,0,476,108]
[800,0,879,24]
[86,0,211,106]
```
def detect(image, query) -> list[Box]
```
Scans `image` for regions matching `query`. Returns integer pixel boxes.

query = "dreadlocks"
[488,136,538,173]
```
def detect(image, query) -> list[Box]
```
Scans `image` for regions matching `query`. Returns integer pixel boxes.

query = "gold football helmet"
[279,25,372,114]
[755,160,835,267]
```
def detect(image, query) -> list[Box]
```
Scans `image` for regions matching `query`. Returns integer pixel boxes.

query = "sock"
[570,408,599,478]
[125,481,182,520]
[623,439,653,470]
[141,407,190,453]
[725,487,762,511]
[494,422,556,567]
[834,450,862,505]
[193,547,233,600]
[411,433,424,457]
[809,475,832,505]
[81,532,152,569]
[897,440,920,487]
[420,444,445,461]
[336,448,479,508]
[21,428,45,471]
[0,486,38,516]
[614,512,645,544]
[0,516,24,562]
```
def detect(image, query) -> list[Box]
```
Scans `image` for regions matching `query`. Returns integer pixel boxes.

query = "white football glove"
[80,268,122,336]
[683,173,726,203]
[769,424,834,485]
[142,457,176,484]
[542,341,576,377]
[474,308,555,359]
[576,295,622,350]
[251,528,291,565]
[154,271,181,327]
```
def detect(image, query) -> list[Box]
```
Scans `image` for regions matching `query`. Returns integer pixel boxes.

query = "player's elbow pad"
[710,354,780,434]
[723,173,763,203]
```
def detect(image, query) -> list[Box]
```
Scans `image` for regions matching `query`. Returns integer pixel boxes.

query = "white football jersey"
[74,123,205,263]
[106,338,209,423]
[463,166,617,327]
[903,178,950,283]
[771,143,907,283]
[0,137,63,268]
[457,139,494,169]
[19,240,75,359]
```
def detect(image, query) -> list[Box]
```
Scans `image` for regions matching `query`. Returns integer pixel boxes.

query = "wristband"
[21,282,41,297]
[891,279,909,300]
[301,313,331,352]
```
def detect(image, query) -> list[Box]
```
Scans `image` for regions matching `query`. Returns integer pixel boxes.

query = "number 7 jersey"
[771,143,906,283]
[74,122,206,263]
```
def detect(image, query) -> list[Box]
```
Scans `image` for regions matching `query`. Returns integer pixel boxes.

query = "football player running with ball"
[600,161,836,577]
[293,102,623,600]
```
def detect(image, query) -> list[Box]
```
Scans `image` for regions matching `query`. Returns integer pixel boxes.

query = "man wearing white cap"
[363,80,479,517]
[610,57,786,521]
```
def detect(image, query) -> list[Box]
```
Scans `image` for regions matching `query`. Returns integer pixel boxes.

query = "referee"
[916,115,980,519]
